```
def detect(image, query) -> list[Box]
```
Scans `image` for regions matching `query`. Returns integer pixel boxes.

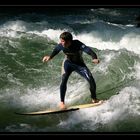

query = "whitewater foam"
[58,86,140,131]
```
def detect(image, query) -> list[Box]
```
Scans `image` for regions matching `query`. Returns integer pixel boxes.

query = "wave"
[0,19,140,54]
[58,86,140,132]
[0,8,140,132]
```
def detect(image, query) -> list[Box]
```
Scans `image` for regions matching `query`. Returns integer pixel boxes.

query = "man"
[43,32,101,109]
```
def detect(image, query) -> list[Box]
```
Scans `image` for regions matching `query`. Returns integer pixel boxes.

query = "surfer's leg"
[60,60,73,103]
[60,72,72,102]
[74,65,97,99]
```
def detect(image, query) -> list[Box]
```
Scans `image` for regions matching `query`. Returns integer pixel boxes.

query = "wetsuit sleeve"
[80,44,97,59]
[49,44,62,59]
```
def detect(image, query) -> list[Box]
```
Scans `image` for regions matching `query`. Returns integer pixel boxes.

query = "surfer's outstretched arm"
[42,44,62,63]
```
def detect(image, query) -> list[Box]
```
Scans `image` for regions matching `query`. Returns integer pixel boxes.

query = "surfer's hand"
[42,56,51,63]
[92,59,100,64]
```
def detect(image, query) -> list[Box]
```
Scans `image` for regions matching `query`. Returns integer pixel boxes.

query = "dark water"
[0,7,140,132]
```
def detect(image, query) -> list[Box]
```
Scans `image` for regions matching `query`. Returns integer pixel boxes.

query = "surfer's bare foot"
[92,99,103,104]
[59,102,67,110]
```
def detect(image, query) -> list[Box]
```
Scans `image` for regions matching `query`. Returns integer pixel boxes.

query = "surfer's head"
[60,32,73,48]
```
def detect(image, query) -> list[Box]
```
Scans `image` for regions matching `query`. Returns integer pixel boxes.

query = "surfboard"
[15,100,104,115]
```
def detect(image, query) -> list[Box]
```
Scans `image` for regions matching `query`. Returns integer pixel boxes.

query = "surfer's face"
[60,39,71,48]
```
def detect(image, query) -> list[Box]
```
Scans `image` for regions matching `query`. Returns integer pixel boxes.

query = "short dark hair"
[59,32,73,41]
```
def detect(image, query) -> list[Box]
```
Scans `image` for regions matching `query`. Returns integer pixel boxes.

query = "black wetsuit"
[50,40,98,102]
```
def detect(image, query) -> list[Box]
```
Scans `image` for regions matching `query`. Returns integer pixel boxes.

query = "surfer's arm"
[49,44,62,59]
[43,44,61,63]
[80,44,100,64]
[81,45,97,59]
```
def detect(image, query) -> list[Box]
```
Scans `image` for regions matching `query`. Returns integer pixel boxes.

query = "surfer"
[43,32,101,109]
